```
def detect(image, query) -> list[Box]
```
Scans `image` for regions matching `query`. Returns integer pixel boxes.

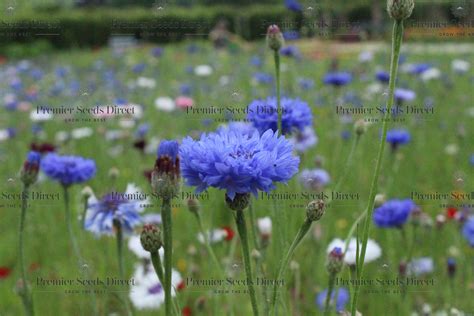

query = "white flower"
[155,97,175,112]
[119,119,135,129]
[452,59,470,73]
[130,263,182,310]
[0,130,10,141]
[444,143,459,155]
[365,82,383,96]
[194,65,213,77]
[359,51,374,63]
[197,228,227,244]
[257,217,272,236]
[219,75,230,86]
[421,68,441,81]
[30,110,53,122]
[326,238,382,265]
[136,77,156,89]
[55,131,69,143]
[71,127,93,139]
[128,235,164,260]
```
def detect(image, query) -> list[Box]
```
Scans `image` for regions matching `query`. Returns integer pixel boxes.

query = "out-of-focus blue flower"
[343,91,362,107]
[407,257,434,276]
[157,140,179,163]
[55,66,68,78]
[376,70,390,83]
[373,199,416,228]
[341,130,351,140]
[187,43,199,54]
[250,56,263,68]
[290,127,318,152]
[10,78,22,91]
[285,0,302,12]
[132,63,146,74]
[280,46,301,59]
[298,168,330,190]
[386,129,411,148]
[247,97,312,135]
[180,129,300,200]
[218,122,258,139]
[84,184,144,236]
[253,72,273,84]
[30,68,43,80]
[283,30,300,41]
[179,83,192,95]
[151,47,164,57]
[41,153,96,186]
[462,217,474,247]
[135,123,150,138]
[470,154,474,166]
[298,78,314,90]
[27,151,41,164]
[394,88,416,102]
[315,287,349,312]
[323,72,352,86]
[409,63,431,75]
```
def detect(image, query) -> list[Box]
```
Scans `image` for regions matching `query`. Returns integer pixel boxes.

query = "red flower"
[0,267,12,279]
[446,207,457,219]
[182,306,192,316]
[177,280,185,291]
[222,226,235,241]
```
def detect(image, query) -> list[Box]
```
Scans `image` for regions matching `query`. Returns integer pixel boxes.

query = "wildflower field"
[1,5,474,316]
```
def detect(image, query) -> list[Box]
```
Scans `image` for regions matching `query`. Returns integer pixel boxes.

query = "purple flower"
[298,168,330,190]
[253,72,273,84]
[290,127,318,152]
[323,72,352,86]
[285,0,302,12]
[298,78,314,90]
[151,47,163,57]
[283,30,300,41]
[386,129,411,149]
[250,56,263,68]
[180,129,300,200]
[41,153,96,186]
[247,97,313,135]
[395,88,416,102]
[280,46,301,59]
[217,122,258,139]
[462,217,474,247]
[373,199,416,228]
[376,70,390,83]
[409,63,431,75]
[315,287,349,312]
[84,184,144,236]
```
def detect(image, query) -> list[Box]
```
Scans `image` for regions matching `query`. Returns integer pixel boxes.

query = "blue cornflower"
[84,184,144,236]
[386,129,411,150]
[462,217,474,247]
[247,97,313,135]
[280,46,301,59]
[395,88,416,102]
[157,140,179,163]
[250,56,263,68]
[376,70,390,83]
[470,154,474,166]
[408,63,431,75]
[179,83,192,95]
[290,127,318,152]
[151,46,164,57]
[41,153,96,186]
[285,0,302,12]
[27,151,41,164]
[373,199,416,228]
[132,63,146,74]
[253,72,273,84]
[323,72,352,86]
[180,129,300,200]
[283,30,300,41]
[135,123,150,138]
[298,78,314,90]
[315,287,349,312]
[217,122,258,139]
[298,168,330,190]
[10,78,22,91]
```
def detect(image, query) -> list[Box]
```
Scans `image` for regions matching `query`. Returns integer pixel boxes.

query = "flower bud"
[140,224,162,253]
[354,119,369,136]
[20,151,40,187]
[225,193,250,211]
[108,167,120,180]
[374,194,386,207]
[266,25,284,51]
[447,258,456,278]
[387,0,415,21]
[306,199,325,222]
[326,247,344,275]
[187,198,200,214]
[251,249,261,260]
[152,140,180,199]
[81,186,94,199]
[399,261,407,276]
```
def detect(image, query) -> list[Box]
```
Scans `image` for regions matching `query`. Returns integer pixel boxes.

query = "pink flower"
[175,96,193,109]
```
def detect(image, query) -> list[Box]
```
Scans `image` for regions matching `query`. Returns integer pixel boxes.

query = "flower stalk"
[19,184,34,316]
[162,198,173,316]
[350,18,406,316]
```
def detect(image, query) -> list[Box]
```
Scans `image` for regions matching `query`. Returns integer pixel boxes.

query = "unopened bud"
[447,258,456,278]
[81,186,94,199]
[226,193,250,211]
[140,224,162,253]
[354,119,369,136]
[20,151,40,187]
[387,0,415,21]
[152,140,180,199]
[187,198,200,214]
[251,249,261,260]
[374,194,386,207]
[266,25,284,51]
[326,247,344,275]
[306,199,325,222]
[108,167,120,180]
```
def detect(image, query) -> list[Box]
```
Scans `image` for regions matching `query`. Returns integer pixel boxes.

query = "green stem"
[350,19,405,316]
[150,251,165,288]
[324,274,336,316]
[333,135,360,194]
[194,212,225,278]
[115,222,132,316]
[19,185,34,316]
[248,202,260,250]
[64,186,82,262]
[162,198,173,316]
[271,219,312,315]
[274,50,282,135]
[234,209,259,316]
